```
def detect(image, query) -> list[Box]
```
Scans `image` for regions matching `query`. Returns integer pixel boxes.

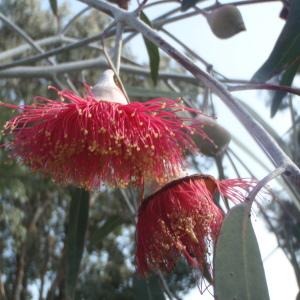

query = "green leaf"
[181,0,205,12]
[91,215,123,242]
[214,203,270,300]
[270,61,299,117]
[65,188,90,300]
[49,0,58,17]
[133,274,165,300]
[140,12,160,86]
[252,0,300,82]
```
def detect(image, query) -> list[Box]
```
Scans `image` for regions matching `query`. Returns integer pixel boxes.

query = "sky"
[57,0,298,299]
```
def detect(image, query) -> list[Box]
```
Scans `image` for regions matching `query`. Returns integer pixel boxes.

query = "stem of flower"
[112,22,124,74]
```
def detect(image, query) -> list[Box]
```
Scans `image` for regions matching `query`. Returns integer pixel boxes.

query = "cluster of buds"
[0,69,255,281]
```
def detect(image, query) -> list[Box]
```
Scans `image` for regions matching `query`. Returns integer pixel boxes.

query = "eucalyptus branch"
[79,0,300,195]
[228,83,300,97]
[113,22,124,74]
[0,12,65,88]
[0,3,199,70]
[0,21,117,71]
[161,28,211,68]
[61,6,91,34]
[144,0,180,9]
[0,36,63,61]
[0,12,53,65]
[0,59,200,84]
[207,0,284,10]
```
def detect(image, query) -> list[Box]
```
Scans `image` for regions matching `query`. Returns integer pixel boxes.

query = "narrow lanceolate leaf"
[133,275,165,300]
[140,12,160,86]
[65,188,90,300]
[270,61,299,118]
[91,215,123,242]
[214,203,270,300]
[49,0,58,17]
[181,0,206,12]
[252,0,300,82]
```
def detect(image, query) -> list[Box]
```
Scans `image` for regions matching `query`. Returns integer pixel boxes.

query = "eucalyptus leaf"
[252,0,300,82]
[91,215,123,242]
[140,12,160,85]
[214,203,270,300]
[65,188,90,300]
[181,0,206,12]
[49,0,58,17]
[133,275,165,300]
[271,61,299,118]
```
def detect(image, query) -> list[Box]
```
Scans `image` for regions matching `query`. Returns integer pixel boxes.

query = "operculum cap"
[92,69,128,104]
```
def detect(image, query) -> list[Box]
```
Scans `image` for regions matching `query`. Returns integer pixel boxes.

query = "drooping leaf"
[140,12,160,86]
[214,203,270,300]
[252,0,300,82]
[133,274,165,300]
[206,5,246,39]
[49,0,58,17]
[181,0,206,12]
[65,188,90,300]
[90,215,123,242]
[270,61,299,118]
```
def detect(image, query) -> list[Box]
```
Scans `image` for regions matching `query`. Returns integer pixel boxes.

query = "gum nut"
[206,5,246,39]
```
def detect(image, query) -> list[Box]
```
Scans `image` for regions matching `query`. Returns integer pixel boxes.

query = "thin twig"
[113,22,124,74]
[161,28,211,68]
[0,12,65,88]
[157,270,181,300]
[119,189,136,217]
[0,35,63,61]
[228,82,300,97]
[0,21,117,70]
[61,6,91,34]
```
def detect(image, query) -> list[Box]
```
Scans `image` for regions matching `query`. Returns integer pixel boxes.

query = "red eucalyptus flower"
[1,71,211,190]
[136,174,255,276]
